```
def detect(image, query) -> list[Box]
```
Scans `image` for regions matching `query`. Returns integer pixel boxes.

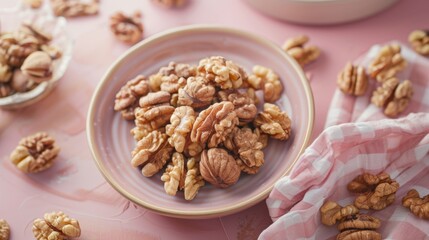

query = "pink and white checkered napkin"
[260,44,429,240]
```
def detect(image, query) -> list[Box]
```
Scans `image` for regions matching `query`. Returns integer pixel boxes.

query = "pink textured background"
[0,0,428,239]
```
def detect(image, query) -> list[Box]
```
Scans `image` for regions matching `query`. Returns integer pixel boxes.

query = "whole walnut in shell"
[33,211,81,240]
[10,132,60,173]
[200,148,240,188]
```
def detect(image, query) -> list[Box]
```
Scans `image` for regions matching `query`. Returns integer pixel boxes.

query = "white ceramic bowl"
[87,25,314,219]
[244,0,399,25]
[0,5,72,109]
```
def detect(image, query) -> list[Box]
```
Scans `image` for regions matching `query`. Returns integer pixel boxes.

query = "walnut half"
[282,35,320,67]
[110,11,143,45]
[402,189,429,220]
[0,219,10,240]
[368,44,407,83]
[408,30,429,56]
[320,201,359,226]
[10,132,60,173]
[337,62,368,96]
[32,211,81,240]
[254,103,291,140]
[371,78,413,117]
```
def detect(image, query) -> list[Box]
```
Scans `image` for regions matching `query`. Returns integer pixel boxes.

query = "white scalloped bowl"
[87,25,314,219]
[0,6,73,109]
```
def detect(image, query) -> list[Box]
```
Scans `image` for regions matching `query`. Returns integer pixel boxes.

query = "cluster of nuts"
[50,0,100,18]
[321,172,429,239]
[0,23,61,98]
[337,43,413,117]
[408,30,429,56]
[10,132,60,173]
[320,201,382,240]
[282,35,320,67]
[114,56,291,200]
[109,11,144,45]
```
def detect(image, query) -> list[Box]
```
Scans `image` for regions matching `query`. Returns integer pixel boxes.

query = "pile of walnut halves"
[114,56,292,200]
[0,23,61,98]
[337,43,413,118]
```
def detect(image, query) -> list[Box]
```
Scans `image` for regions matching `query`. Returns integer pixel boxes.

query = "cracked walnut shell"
[254,103,291,140]
[131,130,174,177]
[371,78,413,117]
[110,11,143,45]
[282,35,320,66]
[166,106,196,153]
[402,189,429,220]
[0,219,10,240]
[10,132,60,173]
[408,30,429,56]
[320,201,360,226]
[200,148,240,188]
[198,56,244,89]
[33,211,81,240]
[337,62,368,96]
[368,44,407,83]
[114,75,150,120]
[191,101,239,148]
[161,152,185,196]
[178,76,215,109]
[248,65,283,103]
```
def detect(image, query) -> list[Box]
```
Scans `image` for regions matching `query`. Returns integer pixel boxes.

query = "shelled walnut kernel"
[33,211,80,240]
[408,30,429,56]
[371,78,413,117]
[337,62,368,96]
[50,0,99,18]
[0,219,10,240]
[282,35,320,66]
[10,132,60,173]
[110,11,143,45]
[402,189,429,220]
[368,44,407,83]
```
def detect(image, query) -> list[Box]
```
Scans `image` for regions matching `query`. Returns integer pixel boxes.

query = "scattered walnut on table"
[348,172,400,210]
[248,65,283,103]
[32,211,81,240]
[371,77,413,117]
[282,35,320,67]
[336,214,382,240]
[198,56,245,89]
[254,103,291,140]
[114,75,150,120]
[337,62,368,96]
[408,30,429,56]
[402,189,429,220]
[110,11,144,45]
[131,130,174,177]
[10,132,60,173]
[151,0,186,8]
[166,106,196,153]
[336,229,381,240]
[177,76,216,109]
[320,201,360,226]
[368,43,407,83]
[0,219,10,240]
[200,148,241,188]
[191,101,239,148]
[50,0,99,18]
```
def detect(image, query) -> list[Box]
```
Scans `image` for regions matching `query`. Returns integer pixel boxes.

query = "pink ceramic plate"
[87,25,314,219]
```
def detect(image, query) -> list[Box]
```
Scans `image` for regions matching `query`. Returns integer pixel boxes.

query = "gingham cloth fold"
[260,44,429,240]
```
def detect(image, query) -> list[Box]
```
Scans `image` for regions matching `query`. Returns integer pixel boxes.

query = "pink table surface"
[0,0,428,239]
